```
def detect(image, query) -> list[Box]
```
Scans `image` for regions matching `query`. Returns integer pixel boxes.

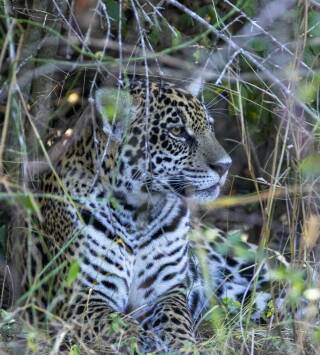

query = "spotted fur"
[18,81,283,352]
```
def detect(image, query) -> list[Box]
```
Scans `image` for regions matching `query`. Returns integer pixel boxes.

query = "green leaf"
[103,101,119,122]
[308,10,320,37]
[15,194,42,219]
[66,260,80,287]
[149,27,161,47]
[172,30,182,48]
[208,304,226,329]
[27,332,38,353]
[264,299,275,318]
[269,266,288,281]
[227,230,242,243]
[313,326,320,344]
[300,154,320,178]
[95,88,133,124]
[69,345,80,355]
[109,196,121,210]
[297,80,319,103]
[241,0,258,17]
[110,312,126,333]
[222,297,241,313]
[104,0,120,22]
[248,38,268,52]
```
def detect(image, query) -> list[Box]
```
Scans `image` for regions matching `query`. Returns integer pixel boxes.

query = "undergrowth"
[0,0,319,354]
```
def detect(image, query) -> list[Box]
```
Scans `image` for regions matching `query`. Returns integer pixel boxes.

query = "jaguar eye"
[170,127,184,136]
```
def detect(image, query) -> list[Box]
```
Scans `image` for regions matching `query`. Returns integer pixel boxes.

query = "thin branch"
[310,0,320,9]
[130,0,151,168]
[27,0,67,159]
[215,49,241,85]
[166,0,319,122]
[223,0,313,74]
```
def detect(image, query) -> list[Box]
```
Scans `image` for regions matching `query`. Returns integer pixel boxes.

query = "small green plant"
[69,344,80,355]
[66,260,80,288]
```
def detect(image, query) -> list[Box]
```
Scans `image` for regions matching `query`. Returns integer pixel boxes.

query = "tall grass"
[0,0,319,353]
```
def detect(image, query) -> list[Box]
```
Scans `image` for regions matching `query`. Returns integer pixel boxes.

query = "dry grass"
[0,0,319,353]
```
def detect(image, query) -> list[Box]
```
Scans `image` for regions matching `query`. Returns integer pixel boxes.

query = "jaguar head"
[95,80,231,203]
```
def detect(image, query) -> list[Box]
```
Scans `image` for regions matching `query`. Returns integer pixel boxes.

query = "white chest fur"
[75,194,190,315]
[128,200,190,314]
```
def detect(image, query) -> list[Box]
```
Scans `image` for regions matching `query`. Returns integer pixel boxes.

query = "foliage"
[0,0,319,354]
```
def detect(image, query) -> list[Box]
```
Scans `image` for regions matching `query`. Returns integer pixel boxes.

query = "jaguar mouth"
[167,179,221,201]
[193,184,220,201]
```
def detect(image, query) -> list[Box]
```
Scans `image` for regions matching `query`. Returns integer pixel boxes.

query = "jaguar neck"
[91,125,160,210]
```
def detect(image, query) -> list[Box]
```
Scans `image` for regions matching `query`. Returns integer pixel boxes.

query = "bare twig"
[130,0,151,169]
[310,0,320,9]
[223,0,313,74]
[166,0,319,122]
[0,6,23,176]
[27,0,67,159]
[215,49,241,85]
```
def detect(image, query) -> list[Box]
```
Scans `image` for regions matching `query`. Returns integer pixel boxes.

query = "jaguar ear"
[186,77,204,97]
[95,87,134,141]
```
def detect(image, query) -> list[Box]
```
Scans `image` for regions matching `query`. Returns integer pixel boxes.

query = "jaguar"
[12,80,286,353]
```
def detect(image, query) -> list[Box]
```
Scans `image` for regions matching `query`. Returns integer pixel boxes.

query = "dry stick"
[0,10,206,102]
[50,0,118,81]
[87,1,114,192]
[293,3,310,264]
[28,33,196,73]
[10,58,317,101]
[130,0,152,177]
[310,0,320,8]
[0,20,15,71]
[176,0,295,84]
[118,0,124,82]
[166,0,319,123]
[235,77,265,218]
[89,0,112,97]
[215,49,241,85]
[223,0,312,74]
[0,3,16,175]
[13,3,44,100]
[135,2,163,75]
[146,0,178,36]
[52,0,89,50]
[27,0,67,159]
[238,57,291,248]
[0,77,14,177]
[209,0,302,91]
[209,0,308,90]
[0,22,24,176]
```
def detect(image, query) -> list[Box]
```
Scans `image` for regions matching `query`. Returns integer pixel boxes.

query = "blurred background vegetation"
[0,0,320,353]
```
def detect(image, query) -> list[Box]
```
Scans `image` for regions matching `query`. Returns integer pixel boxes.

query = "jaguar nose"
[208,160,231,176]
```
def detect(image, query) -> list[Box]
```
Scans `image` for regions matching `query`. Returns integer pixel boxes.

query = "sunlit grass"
[0,0,319,354]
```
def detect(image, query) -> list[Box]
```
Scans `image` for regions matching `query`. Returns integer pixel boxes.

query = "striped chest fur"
[73,189,190,315]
